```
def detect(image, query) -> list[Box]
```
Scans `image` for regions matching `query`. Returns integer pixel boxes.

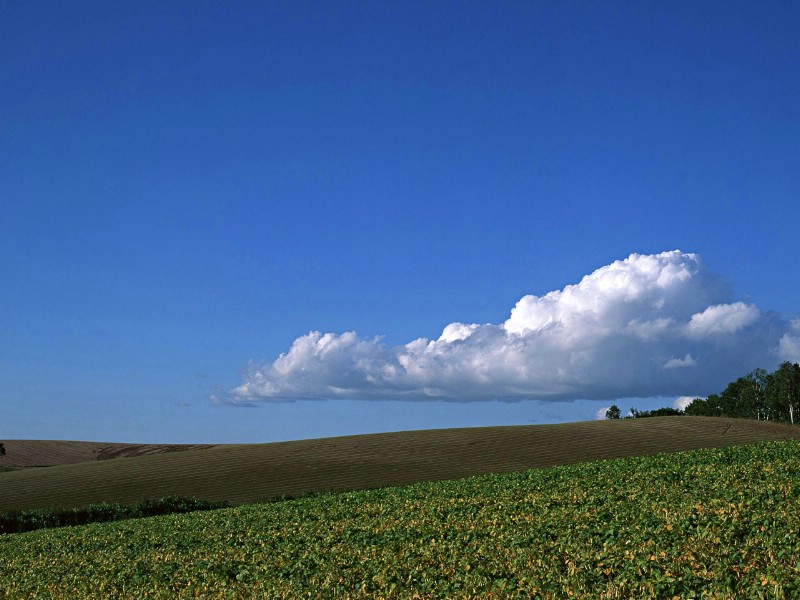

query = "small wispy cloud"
[663,354,697,369]
[220,251,799,405]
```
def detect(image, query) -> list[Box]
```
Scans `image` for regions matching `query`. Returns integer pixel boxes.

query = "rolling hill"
[2,416,799,514]
[0,440,216,470]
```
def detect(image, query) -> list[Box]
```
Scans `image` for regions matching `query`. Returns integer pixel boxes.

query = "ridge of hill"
[0,440,216,470]
[1,417,798,513]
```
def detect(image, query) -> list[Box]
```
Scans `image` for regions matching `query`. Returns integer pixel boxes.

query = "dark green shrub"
[0,497,230,535]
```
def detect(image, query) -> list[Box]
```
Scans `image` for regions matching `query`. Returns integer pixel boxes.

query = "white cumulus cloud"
[778,319,800,362]
[673,396,699,411]
[222,251,797,405]
[595,406,612,420]
[686,302,761,338]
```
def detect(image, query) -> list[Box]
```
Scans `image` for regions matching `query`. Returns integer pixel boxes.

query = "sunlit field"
[3,441,800,598]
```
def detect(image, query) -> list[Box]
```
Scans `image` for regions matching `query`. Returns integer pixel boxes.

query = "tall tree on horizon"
[746,368,769,420]
[767,362,800,424]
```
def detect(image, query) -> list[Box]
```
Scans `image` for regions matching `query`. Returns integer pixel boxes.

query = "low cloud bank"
[220,251,800,405]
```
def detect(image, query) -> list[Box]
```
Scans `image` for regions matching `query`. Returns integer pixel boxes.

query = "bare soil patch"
[0,440,215,470]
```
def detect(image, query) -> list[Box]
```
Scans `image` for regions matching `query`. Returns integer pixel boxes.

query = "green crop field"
[3,440,800,598]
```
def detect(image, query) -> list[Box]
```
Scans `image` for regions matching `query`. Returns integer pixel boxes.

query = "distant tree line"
[605,405,683,419]
[605,361,800,424]
[684,362,800,424]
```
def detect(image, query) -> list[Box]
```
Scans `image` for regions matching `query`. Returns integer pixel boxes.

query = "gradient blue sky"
[2,1,799,443]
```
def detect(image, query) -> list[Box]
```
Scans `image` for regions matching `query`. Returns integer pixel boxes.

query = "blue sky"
[2,2,799,443]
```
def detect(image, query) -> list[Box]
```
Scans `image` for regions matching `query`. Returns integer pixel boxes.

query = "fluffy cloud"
[778,319,800,363]
[595,406,613,420]
[222,251,796,405]
[686,303,761,338]
[673,396,699,411]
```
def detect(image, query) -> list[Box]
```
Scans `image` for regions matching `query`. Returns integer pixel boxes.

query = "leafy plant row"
[3,442,800,598]
[0,496,229,535]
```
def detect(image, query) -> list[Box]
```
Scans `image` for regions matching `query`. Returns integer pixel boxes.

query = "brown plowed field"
[0,440,216,470]
[1,417,798,513]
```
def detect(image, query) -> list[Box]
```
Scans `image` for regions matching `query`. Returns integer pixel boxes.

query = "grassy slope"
[1,416,799,513]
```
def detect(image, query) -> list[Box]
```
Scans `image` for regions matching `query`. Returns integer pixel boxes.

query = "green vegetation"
[623,362,800,423]
[0,496,229,535]
[606,406,683,419]
[3,441,800,598]
[685,362,800,424]
[627,407,684,418]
